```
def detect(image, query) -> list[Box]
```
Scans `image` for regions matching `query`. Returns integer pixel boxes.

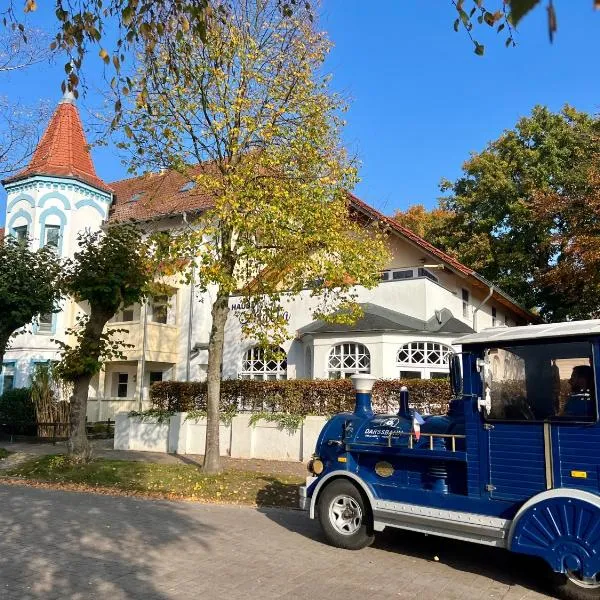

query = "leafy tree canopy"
[394,105,600,322]
[0,236,62,364]
[56,224,152,382]
[54,224,154,458]
[115,0,389,472]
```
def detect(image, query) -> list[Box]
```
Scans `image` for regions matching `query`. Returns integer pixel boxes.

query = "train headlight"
[308,458,324,475]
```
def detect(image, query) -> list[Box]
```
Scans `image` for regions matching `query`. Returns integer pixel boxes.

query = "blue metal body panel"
[486,422,546,502]
[554,423,600,492]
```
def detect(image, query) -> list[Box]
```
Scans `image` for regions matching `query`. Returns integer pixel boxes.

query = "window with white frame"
[1,363,15,394]
[380,267,438,283]
[44,225,60,252]
[241,346,287,380]
[462,289,470,318]
[150,295,169,324]
[115,373,129,398]
[13,225,28,243]
[38,313,53,333]
[328,343,371,379]
[112,305,136,322]
[397,341,454,379]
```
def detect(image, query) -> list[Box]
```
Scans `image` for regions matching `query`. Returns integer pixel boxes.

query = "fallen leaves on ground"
[0,455,304,508]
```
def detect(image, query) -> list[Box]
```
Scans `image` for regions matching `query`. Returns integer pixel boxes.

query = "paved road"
[0,484,554,600]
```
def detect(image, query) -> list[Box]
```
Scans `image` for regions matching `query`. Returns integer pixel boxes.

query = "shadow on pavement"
[0,483,218,600]
[255,476,299,507]
[258,505,551,598]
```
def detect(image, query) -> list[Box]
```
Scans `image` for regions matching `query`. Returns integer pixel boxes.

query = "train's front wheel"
[317,479,374,550]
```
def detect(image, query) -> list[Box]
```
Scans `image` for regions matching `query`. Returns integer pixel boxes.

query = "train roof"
[455,319,600,345]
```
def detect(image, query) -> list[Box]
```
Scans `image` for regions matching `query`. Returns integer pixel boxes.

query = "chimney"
[349,374,376,418]
[398,386,410,419]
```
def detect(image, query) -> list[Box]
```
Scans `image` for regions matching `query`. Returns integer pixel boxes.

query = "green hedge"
[149,378,452,416]
[0,387,36,435]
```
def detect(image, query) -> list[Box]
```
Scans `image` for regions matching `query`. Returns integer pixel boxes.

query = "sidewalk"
[0,439,307,477]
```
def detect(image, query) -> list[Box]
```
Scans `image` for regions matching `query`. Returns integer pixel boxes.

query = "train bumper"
[299,476,317,511]
[299,485,309,510]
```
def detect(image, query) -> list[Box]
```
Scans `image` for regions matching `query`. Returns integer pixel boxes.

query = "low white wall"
[87,399,150,422]
[114,413,328,462]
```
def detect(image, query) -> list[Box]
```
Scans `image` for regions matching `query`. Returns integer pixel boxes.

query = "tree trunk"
[67,373,93,459]
[67,306,111,461]
[203,293,230,474]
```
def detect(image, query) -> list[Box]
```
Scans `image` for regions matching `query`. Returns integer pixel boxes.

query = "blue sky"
[1,2,599,224]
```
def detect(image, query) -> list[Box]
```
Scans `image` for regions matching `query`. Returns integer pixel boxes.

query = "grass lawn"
[2,455,304,507]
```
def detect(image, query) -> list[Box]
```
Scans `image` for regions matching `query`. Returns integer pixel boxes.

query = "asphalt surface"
[0,484,555,600]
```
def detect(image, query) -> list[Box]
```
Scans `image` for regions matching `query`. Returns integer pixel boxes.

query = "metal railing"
[386,430,466,452]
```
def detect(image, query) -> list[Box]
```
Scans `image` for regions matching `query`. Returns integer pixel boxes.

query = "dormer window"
[179,181,196,193]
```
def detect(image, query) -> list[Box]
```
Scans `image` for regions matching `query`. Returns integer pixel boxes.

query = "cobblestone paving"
[0,484,554,600]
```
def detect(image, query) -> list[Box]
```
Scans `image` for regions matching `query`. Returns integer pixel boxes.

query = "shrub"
[0,387,36,435]
[149,378,452,417]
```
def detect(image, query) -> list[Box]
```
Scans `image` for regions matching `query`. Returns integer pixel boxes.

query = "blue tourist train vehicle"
[299,320,600,600]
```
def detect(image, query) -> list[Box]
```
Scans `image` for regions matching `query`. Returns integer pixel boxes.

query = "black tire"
[551,571,600,600]
[317,479,375,550]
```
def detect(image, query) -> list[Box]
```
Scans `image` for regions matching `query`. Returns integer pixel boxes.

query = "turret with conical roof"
[4,89,111,193]
[2,89,113,260]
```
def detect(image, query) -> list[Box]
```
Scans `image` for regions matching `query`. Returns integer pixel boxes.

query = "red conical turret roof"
[4,91,111,193]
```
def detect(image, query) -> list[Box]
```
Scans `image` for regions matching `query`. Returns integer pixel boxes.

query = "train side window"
[486,341,596,422]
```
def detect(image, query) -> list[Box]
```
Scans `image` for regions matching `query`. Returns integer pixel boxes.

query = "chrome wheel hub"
[329,494,363,536]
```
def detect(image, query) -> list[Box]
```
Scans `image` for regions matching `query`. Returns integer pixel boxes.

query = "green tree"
[393,204,454,242]
[395,105,600,321]
[117,0,389,473]
[0,236,62,366]
[531,154,600,321]
[54,225,152,459]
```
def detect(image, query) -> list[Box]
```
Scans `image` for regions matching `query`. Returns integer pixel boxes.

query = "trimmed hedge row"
[0,387,36,435]
[149,378,452,416]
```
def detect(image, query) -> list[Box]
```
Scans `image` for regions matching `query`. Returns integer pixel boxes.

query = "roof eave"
[347,194,539,324]
[3,170,113,195]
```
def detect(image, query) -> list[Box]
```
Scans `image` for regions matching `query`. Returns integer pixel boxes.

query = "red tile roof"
[109,165,214,222]
[3,95,111,193]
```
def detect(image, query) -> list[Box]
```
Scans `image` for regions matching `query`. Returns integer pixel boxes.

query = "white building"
[1,94,535,418]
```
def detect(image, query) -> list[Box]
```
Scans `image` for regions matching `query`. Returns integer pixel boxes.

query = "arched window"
[241,346,287,380]
[328,343,370,379]
[397,341,454,380]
